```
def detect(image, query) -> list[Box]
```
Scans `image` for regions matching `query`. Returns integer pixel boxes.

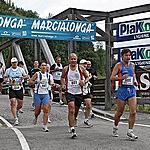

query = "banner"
[116,18,150,41]
[0,15,96,41]
[117,45,150,66]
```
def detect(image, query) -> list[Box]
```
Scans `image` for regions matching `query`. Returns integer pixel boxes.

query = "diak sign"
[0,15,96,41]
[116,18,150,41]
[118,45,150,63]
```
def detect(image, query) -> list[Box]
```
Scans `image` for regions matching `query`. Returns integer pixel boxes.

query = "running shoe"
[59,100,64,105]
[127,131,138,140]
[112,127,119,137]
[33,117,37,125]
[48,117,51,123]
[71,129,77,139]
[84,120,93,127]
[14,118,19,126]
[43,126,49,132]
[91,113,95,119]
[19,109,24,113]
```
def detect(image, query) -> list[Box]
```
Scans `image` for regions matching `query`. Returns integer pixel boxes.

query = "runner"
[50,56,64,105]
[79,59,93,127]
[4,57,28,125]
[110,48,138,140]
[29,61,41,108]
[29,62,52,132]
[17,61,28,113]
[0,62,5,94]
[61,53,89,138]
[47,63,54,123]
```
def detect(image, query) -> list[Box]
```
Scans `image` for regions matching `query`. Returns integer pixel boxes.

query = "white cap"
[47,64,50,68]
[79,59,87,64]
[11,57,18,63]
[34,61,39,64]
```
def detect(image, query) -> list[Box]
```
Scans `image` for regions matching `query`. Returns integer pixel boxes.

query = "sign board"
[116,18,150,41]
[0,15,96,41]
[117,45,150,66]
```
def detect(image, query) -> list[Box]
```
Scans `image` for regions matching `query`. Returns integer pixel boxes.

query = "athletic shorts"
[9,87,24,100]
[54,80,61,85]
[83,93,92,100]
[0,78,3,83]
[34,93,50,106]
[65,92,83,107]
[116,86,136,101]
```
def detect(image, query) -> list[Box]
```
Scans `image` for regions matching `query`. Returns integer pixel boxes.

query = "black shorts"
[65,92,83,107]
[83,93,92,100]
[0,78,3,83]
[54,80,61,85]
[9,87,24,100]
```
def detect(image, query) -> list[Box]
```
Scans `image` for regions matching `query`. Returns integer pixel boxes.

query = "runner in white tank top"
[61,53,89,138]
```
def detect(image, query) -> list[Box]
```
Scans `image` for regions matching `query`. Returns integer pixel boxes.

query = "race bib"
[56,72,62,77]
[69,80,79,87]
[11,78,22,90]
[122,76,133,85]
[40,80,48,89]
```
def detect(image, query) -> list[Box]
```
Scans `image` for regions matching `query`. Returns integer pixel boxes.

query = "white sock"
[70,127,74,130]
[113,125,118,129]
[128,129,133,133]
[84,119,88,122]
[43,124,47,129]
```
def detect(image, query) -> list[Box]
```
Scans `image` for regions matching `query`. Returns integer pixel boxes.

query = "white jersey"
[0,67,4,78]
[48,73,54,91]
[82,70,90,95]
[5,66,26,90]
[52,63,63,80]
[66,65,82,95]
[34,72,50,94]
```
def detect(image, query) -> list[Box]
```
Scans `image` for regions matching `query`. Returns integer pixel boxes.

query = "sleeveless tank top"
[119,62,134,86]
[66,65,82,94]
[34,72,49,94]
[52,63,63,80]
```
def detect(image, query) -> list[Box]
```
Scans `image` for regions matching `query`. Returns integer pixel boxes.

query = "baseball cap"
[11,57,18,63]
[79,59,87,64]
[34,61,39,64]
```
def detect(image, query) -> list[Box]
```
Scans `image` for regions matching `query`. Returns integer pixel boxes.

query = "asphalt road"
[0,95,150,150]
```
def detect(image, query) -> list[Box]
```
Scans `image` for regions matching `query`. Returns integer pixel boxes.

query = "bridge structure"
[1,4,150,110]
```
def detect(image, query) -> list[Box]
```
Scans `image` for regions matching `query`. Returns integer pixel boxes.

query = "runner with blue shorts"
[29,62,51,132]
[110,48,138,140]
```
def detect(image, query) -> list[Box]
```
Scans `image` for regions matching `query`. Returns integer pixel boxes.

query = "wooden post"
[34,39,38,60]
[68,9,76,54]
[105,17,113,110]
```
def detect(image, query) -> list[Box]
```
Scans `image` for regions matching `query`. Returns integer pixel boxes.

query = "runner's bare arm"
[28,72,38,86]
[110,63,120,81]
[81,66,89,83]
[61,66,68,89]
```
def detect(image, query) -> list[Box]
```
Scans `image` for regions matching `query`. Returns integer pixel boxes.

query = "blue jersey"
[117,62,136,101]
[119,62,134,87]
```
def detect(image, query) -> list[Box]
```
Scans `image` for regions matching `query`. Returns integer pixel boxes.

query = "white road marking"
[0,116,30,150]
[94,114,150,128]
